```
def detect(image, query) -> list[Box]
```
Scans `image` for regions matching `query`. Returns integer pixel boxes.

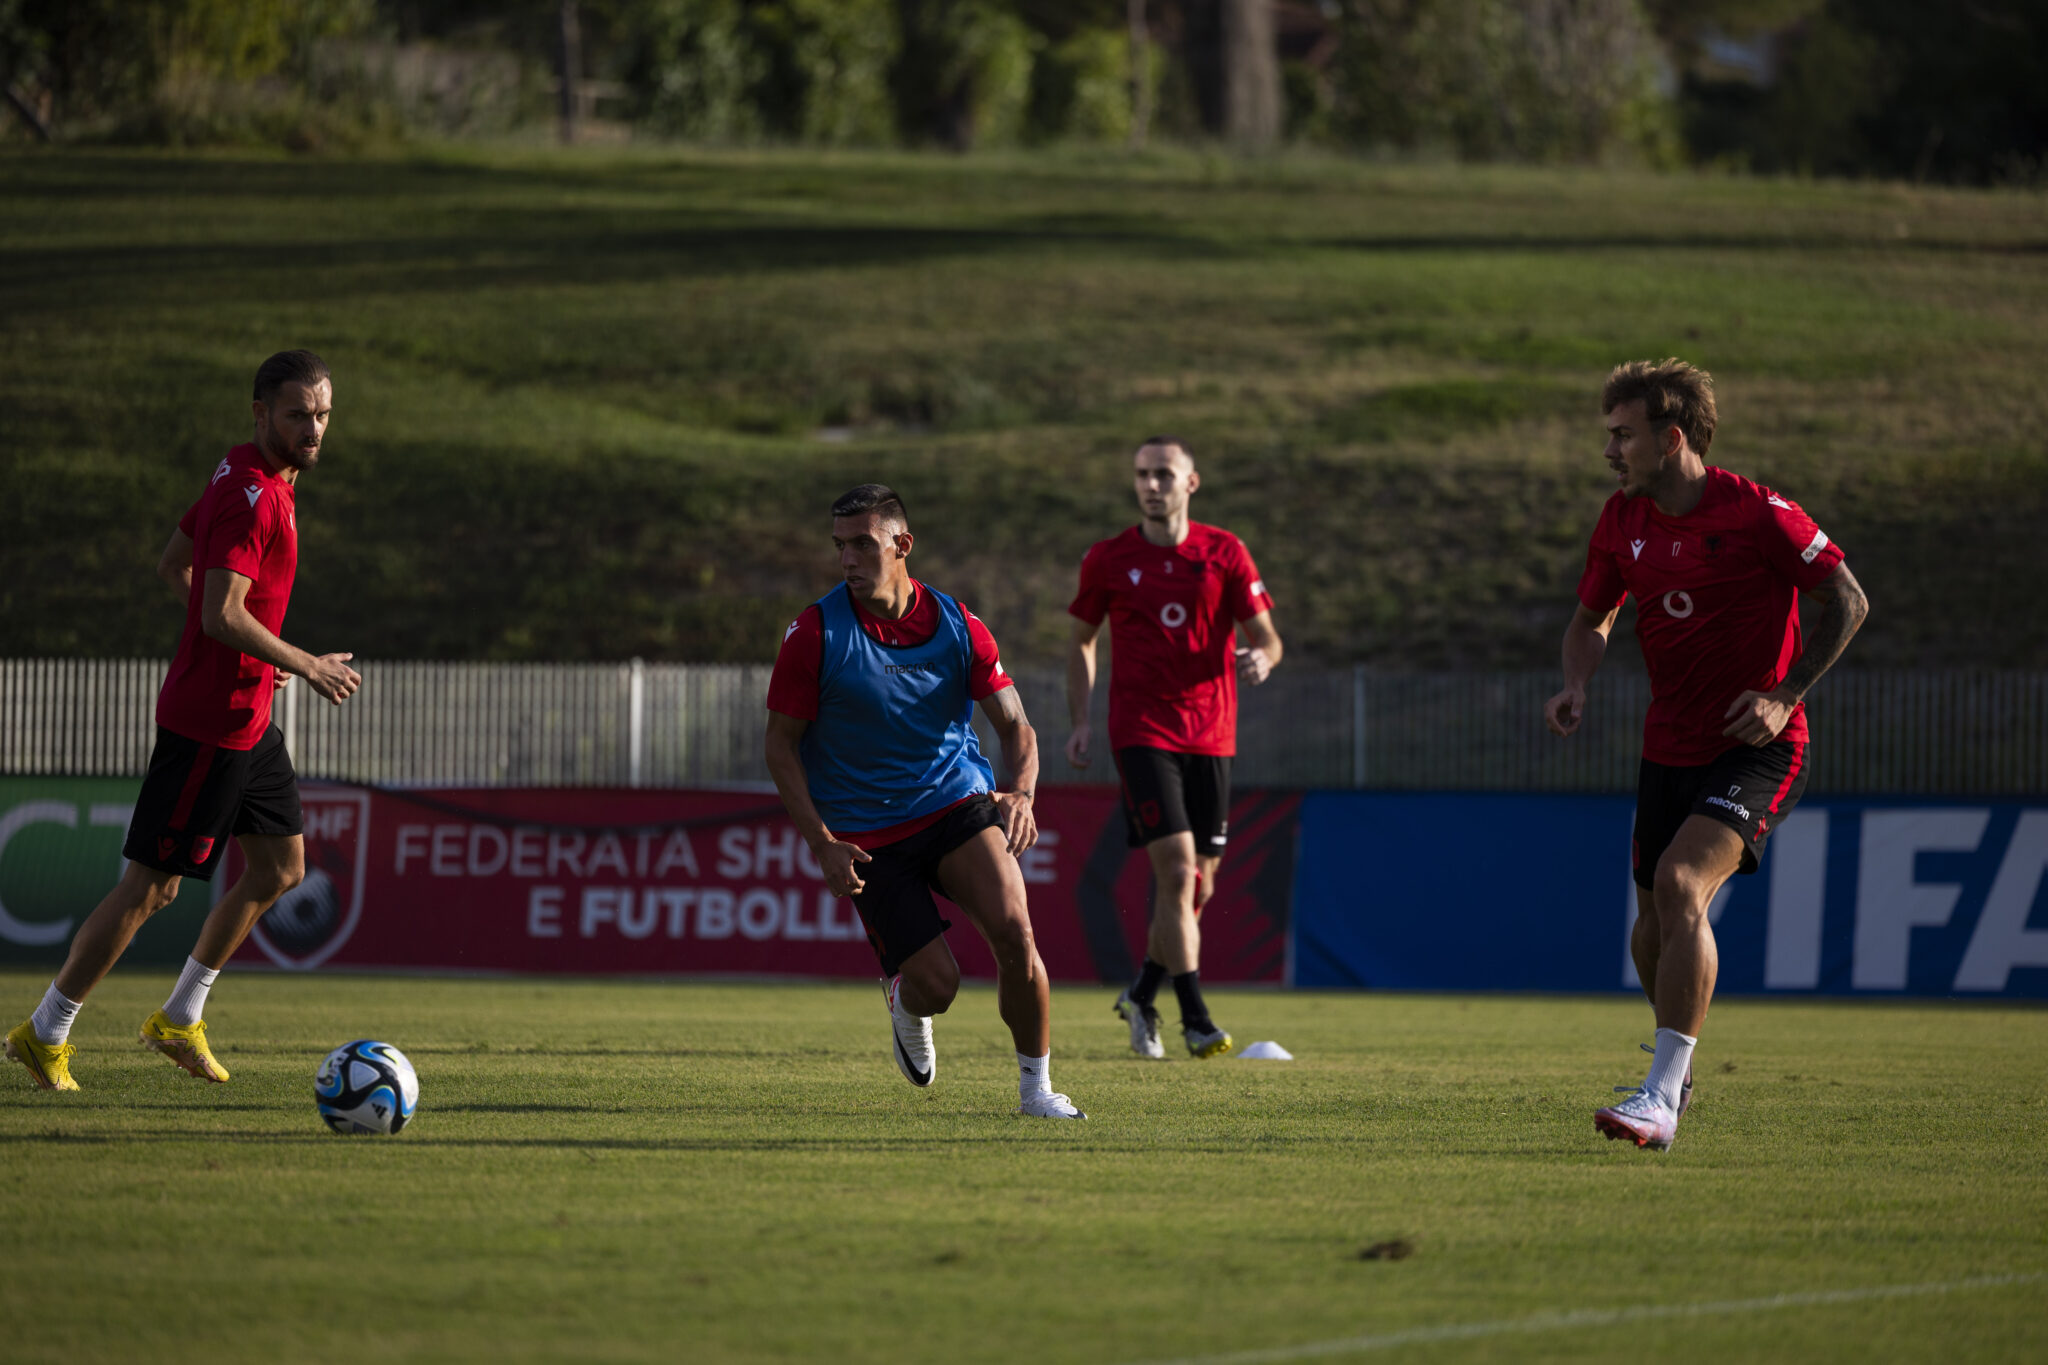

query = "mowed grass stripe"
[1139,1273,2048,1364]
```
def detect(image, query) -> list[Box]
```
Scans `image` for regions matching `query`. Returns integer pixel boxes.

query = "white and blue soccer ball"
[315,1040,419,1135]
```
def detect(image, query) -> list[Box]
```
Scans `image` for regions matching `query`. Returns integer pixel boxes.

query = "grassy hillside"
[2,147,2043,668]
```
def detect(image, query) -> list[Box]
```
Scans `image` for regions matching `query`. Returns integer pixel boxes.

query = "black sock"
[1128,958,1167,1009]
[1172,971,1213,1032]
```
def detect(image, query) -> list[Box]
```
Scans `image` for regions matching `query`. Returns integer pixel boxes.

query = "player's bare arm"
[1063,615,1101,769]
[979,685,1040,857]
[200,568,360,705]
[1722,561,1870,746]
[156,525,195,601]
[1235,609,1283,684]
[1547,600,1621,738]
[763,709,871,896]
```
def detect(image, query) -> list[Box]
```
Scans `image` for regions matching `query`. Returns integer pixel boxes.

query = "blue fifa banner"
[1292,793,2048,998]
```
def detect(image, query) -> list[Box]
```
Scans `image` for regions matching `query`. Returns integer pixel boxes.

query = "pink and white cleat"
[1595,1087,1680,1150]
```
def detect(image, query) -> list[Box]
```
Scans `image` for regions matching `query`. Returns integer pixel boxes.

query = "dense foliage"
[1,0,2040,179]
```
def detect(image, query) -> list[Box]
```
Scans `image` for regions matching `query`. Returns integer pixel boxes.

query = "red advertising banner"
[228,785,1299,983]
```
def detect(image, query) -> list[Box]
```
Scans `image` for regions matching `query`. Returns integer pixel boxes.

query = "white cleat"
[1594,1087,1680,1150]
[1016,1091,1086,1119]
[1114,989,1166,1060]
[884,975,935,1088]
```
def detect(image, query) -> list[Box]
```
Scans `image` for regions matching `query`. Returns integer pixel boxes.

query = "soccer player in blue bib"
[765,485,1084,1119]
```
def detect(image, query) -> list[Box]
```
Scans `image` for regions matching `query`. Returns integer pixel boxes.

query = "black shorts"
[849,793,1003,977]
[1115,746,1231,858]
[124,724,302,881]
[1633,740,1809,889]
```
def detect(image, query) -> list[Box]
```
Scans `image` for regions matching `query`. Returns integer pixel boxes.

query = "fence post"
[1352,664,1367,788]
[628,657,646,788]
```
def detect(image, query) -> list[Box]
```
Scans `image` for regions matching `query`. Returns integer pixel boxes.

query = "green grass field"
[3,146,2045,669]
[2,968,2042,1363]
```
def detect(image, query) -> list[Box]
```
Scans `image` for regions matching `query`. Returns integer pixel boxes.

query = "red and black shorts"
[124,724,302,881]
[1632,740,1808,890]
[1115,746,1231,859]
[849,794,1003,977]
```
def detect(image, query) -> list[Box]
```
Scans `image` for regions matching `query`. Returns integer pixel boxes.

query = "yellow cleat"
[1184,1024,1233,1059]
[6,1019,80,1091]
[140,1009,229,1083]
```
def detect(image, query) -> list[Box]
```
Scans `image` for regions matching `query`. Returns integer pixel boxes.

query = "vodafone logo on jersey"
[1159,602,1188,628]
[1662,591,1696,619]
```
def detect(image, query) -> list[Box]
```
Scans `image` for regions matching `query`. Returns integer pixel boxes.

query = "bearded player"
[1065,437,1282,1060]
[765,484,1083,1119]
[7,351,362,1092]
[1547,359,1868,1150]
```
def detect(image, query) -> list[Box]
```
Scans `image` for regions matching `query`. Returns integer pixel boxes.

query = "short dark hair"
[1602,359,1716,455]
[1137,435,1192,461]
[253,350,330,405]
[830,483,908,529]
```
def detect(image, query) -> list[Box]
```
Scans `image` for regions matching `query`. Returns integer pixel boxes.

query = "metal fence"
[2,658,2043,794]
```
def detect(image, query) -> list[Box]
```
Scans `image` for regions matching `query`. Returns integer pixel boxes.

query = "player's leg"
[1112,747,1199,1056]
[5,861,183,1091]
[7,726,234,1091]
[936,826,1082,1118]
[1165,754,1231,1057]
[139,832,303,1083]
[849,839,952,1089]
[143,727,306,1082]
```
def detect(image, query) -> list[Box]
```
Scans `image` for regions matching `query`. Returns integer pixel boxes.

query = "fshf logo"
[241,788,370,970]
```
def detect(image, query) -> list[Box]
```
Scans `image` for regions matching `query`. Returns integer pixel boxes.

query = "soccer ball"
[314,1040,419,1135]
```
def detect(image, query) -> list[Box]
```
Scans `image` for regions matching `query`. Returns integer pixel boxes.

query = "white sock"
[1017,1050,1052,1100]
[1643,1026,1696,1112]
[30,983,82,1047]
[163,956,220,1027]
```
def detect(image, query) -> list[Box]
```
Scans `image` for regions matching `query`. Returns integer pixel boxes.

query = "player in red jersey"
[1546,359,1868,1150]
[6,351,362,1093]
[1065,437,1282,1059]
[765,484,1082,1118]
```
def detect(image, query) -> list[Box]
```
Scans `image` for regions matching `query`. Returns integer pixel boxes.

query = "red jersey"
[766,580,1013,848]
[1069,522,1274,756]
[1577,465,1845,766]
[157,444,300,750]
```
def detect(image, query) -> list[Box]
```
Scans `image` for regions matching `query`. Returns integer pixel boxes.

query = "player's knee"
[1651,860,1714,921]
[907,957,958,1013]
[252,859,304,902]
[1159,859,1198,903]
[985,911,1036,967]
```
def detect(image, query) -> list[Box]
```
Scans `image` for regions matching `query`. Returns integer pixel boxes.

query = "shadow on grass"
[0,1128,1316,1154]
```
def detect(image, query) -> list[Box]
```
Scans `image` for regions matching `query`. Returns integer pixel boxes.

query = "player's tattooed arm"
[1723,561,1869,745]
[1546,601,1620,738]
[980,685,1040,856]
[156,526,195,601]
[764,710,870,896]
